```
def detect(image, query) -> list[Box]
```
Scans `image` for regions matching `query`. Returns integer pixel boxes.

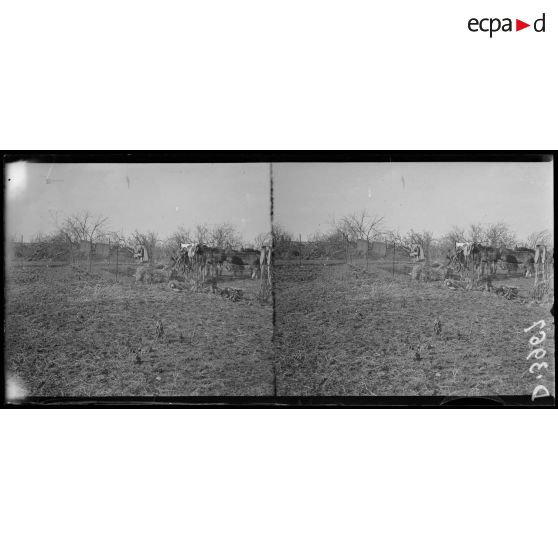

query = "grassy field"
[5,259,273,397]
[6,255,554,399]
[274,259,555,397]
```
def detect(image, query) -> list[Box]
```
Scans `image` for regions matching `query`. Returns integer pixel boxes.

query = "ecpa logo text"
[468,13,546,37]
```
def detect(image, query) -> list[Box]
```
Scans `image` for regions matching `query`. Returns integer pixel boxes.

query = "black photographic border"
[2,150,555,408]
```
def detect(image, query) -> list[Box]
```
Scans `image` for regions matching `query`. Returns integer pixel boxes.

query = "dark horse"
[471,243,501,276]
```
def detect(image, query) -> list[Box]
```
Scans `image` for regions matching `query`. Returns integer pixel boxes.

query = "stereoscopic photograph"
[3,153,555,404]
[272,159,554,399]
[5,160,273,399]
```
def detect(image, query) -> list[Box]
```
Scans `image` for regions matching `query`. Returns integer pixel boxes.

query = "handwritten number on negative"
[526,348,546,360]
[529,362,548,374]
[529,332,546,346]
[524,320,546,333]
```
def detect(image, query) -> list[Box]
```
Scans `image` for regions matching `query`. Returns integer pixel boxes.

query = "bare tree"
[437,227,467,259]
[433,235,465,261]
[167,226,193,249]
[193,224,211,245]
[271,223,292,243]
[455,222,518,247]
[338,210,385,243]
[446,226,467,245]
[20,230,73,260]
[57,211,110,245]
[272,223,294,257]
[484,222,517,248]
[331,219,352,243]
[208,223,243,249]
[307,221,349,258]
[106,230,130,247]
[525,229,553,249]
[325,218,349,243]
[467,223,486,244]
[384,230,407,249]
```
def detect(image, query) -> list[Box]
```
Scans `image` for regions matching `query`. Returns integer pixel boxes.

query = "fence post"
[345,235,349,280]
[299,234,302,266]
[89,245,92,273]
[392,243,395,278]
[116,245,119,282]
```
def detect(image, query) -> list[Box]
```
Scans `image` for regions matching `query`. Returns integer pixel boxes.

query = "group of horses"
[448,242,553,283]
[170,243,272,285]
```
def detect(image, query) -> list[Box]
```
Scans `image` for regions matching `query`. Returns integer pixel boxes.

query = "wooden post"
[366,238,369,270]
[116,244,119,282]
[299,234,302,266]
[345,235,349,280]
[392,243,395,278]
[89,244,92,273]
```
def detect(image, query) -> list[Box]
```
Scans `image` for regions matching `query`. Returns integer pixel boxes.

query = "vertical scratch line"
[270,161,277,398]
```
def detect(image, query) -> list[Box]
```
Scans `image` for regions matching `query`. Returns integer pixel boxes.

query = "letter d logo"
[534,13,546,32]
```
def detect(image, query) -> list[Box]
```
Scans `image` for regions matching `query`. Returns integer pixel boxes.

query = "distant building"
[78,240,112,259]
[370,241,388,257]
[79,240,92,253]
[353,239,388,258]
[95,242,111,258]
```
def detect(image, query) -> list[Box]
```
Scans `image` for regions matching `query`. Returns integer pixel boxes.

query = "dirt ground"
[5,259,273,397]
[5,256,555,399]
[274,259,555,397]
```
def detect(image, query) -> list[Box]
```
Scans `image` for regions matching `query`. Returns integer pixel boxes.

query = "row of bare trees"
[273,210,553,261]
[17,210,269,265]
[15,208,553,264]
[272,211,386,258]
[166,223,245,251]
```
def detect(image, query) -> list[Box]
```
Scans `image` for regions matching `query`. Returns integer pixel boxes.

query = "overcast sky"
[273,162,554,242]
[5,160,553,245]
[5,163,271,243]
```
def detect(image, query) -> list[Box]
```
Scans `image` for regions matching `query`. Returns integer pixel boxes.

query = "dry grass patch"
[274,260,555,396]
[5,260,273,397]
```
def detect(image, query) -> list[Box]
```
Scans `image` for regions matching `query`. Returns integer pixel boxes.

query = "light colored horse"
[260,245,272,287]
[534,245,548,284]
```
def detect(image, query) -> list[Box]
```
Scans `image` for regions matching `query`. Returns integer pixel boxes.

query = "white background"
[1,2,556,557]
[1,1,556,149]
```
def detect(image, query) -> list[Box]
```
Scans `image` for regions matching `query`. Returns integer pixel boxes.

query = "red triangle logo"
[516,19,530,31]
